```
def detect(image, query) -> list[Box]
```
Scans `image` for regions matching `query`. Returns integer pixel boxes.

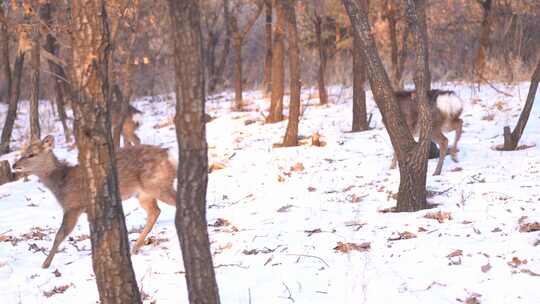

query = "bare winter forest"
[0,0,539,303]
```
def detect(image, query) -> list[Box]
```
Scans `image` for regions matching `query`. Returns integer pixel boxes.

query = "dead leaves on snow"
[43,284,71,298]
[333,241,370,253]
[424,211,453,223]
[387,231,417,241]
[518,216,540,232]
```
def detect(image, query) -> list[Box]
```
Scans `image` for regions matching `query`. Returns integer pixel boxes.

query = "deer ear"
[42,135,55,149]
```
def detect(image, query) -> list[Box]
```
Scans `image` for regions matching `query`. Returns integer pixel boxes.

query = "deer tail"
[436,92,463,118]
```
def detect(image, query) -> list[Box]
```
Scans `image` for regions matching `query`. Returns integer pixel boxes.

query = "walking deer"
[390,89,463,175]
[111,104,143,146]
[12,135,177,268]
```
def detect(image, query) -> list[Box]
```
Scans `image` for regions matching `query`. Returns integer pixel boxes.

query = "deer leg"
[432,130,449,176]
[131,195,161,254]
[42,209,82,268]
[451,118,463,162]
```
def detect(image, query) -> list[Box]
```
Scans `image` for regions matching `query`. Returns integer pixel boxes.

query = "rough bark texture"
[314,15,328,105]
[41,1,72,143]
[263,0,272,95]
[69,1,141,303]
[266,2,286,123]
[29,15,41,143]
[0,160,14,185]
[282,0,301,147]
[501,60,540,150]
[474,0,493,79]
[351,33,369,132]
[342,0,430,212]
[0,50,25,155]
[167,0,221,303]
[208,0,230,93]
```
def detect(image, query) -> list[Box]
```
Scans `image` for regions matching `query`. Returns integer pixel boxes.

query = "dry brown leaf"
[519,221,540,233]
[43,285,70,297]
[291,162,305,172]
[508,256,527,268]
[447,249,463,258]
[277,175,285,182]
[52,269,62,277]
[333,241,371,253]
[311,132,326,147]
[277,204,293,213]
[424,211,453,223]
[210,218,231,227]
[481,263,491,273]
[209,162,226,173]
[307,186,317,192]
[464,293,482,304]
[388,231,417,241]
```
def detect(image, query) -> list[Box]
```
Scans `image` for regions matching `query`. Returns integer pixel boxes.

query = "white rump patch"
[168,150,178,170]
[132,113,143,126]
[436,93,463,116]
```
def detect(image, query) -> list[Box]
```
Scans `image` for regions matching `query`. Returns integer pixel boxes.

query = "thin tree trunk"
[263,0,272,95]
[501,60,540,150]
[386,0,400,88]
[29,22,41,142]
[474,0,493,79]
[232,30,243,110]
[167,0,221,303]
[266,3,286,123]
[396,24,410,89]
[41,0,72,143]
[282,0,301,147]
[0,51,25,155]
[209,0,230,93]
[0,6,14,155]
[69,2,141,302]
[342,0,431,212]
[314,15,328,105]
[351,33,369,132]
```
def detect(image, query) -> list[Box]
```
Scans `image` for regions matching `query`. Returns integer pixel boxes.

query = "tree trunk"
[167,0,221,303]
[474,0,493,79]
[0,160,14,185]
[263,0,272,95]
[41,0,72,143]
[282,0,301,147]
[29,23,41,142]
[501,59,540,150]
[0,51,25,155]
[396,24,410,89]
[232,31,243,110]
[208,0,230,93]
[351,33,369,132]
[314,15,328,105]
[386,0,400,88]
[342,0,431,212]
[112,84,128,150]
[69,2,141,303]
[266,2,286,123]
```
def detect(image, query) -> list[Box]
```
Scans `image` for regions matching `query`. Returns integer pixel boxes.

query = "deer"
[12,135,177,268]
[111,103,143,146]
[389,89,464,176]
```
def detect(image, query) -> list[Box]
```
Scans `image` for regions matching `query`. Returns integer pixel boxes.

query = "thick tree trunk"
[263,0,272,95]
[351,33,369,132]
[314,15,328,105]
[501,60,540,150]
[0,52,25,155]
[386,0,400,88]
[69,2,141,303]
[0,160,13,185]
[282,1,301,147]
[266,3,286,123]
[167,0,221,303]
[29,26,41,142]
[41,1,72,143]
[342,0,431,212]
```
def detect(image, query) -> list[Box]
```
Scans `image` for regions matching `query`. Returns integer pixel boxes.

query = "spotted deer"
[390,89,464,175]
[12,135,177,268]
[111,104,143,146]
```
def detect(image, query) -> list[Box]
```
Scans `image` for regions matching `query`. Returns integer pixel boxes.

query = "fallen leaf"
[291,162,305,172]
[519,221,540,233]
[307,186,317,192]
[333,241,370,253]
[388,231,417,241]
[277,175,285,182]
[43,285,70,297]
[208,162,226,173]
[277,204,293,213]
[481,263,491,273]
[210,218,231,227]
[447,249,463,258]
[52,269,62,277]
[304,228,322,236]
[508,256,527,268]
[425,211,453,223]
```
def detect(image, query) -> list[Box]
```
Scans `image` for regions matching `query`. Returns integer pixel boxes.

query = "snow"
[1,82,539,303]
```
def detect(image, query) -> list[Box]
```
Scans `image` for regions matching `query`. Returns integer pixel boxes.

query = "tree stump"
[0,160,14,185]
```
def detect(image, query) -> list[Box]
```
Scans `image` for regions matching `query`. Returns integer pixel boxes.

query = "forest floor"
[0,82,539,304]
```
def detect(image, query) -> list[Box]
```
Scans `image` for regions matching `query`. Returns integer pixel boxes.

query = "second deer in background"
[390,89,464,175]
[111,104,142,146]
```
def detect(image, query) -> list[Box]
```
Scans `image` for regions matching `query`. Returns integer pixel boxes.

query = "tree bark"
[342,0,431,212]
[282,0,301,147]
[351,33,369,132]
[0,160,14,185]
[69,1,141,303]
[474,0,493,79]
[266,2,286,123]
[208,0,230,93]
[0,51,25,155]
[41,0,72,143]
[167,0,221,303]
[29,16,41,143]
[501,59,540,150]
[263,0,272,95]
[314,14,328,105]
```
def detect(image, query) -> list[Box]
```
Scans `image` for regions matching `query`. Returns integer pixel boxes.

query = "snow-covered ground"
[0,83,539,303]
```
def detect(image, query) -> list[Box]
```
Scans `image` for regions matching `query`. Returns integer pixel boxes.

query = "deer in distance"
[12,135,177,268]
[390,89,464,175]
[111,103,143,146]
